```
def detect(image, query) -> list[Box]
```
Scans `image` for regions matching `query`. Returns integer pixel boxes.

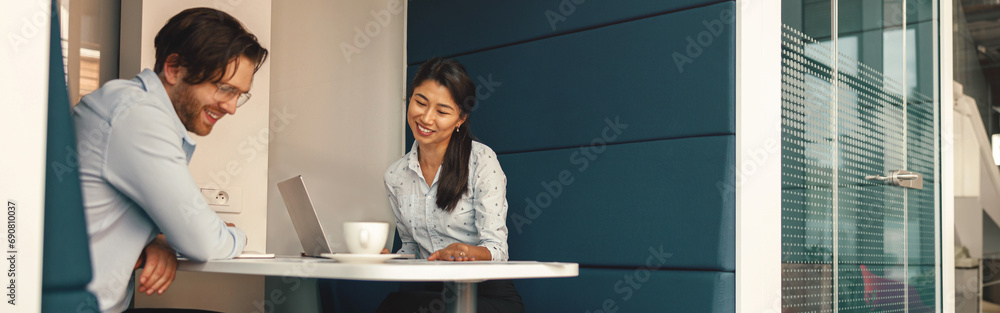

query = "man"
[73,8,268,312]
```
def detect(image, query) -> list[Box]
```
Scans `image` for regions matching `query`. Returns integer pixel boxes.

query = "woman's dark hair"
[153,7,268,85]
[410,58,478,212]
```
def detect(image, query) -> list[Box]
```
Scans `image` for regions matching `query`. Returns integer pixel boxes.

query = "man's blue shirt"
[73,69,246,312]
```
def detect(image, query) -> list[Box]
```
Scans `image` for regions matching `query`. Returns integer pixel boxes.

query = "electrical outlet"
[214,190,229,205]
[200,186,242,213]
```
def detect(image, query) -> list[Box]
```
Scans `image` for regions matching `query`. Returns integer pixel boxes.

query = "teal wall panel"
[407,2,737,154]
[383,1,740,312]
[501,136,735,271]
[515,268,734,313]
[42,0,98,311]
[408,0,731,63]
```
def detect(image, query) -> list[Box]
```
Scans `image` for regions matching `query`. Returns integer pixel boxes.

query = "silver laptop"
[277,175,397,257]
[277,175,337,256]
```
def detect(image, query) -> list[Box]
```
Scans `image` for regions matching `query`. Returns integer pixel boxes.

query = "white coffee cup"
[343,222,388,254]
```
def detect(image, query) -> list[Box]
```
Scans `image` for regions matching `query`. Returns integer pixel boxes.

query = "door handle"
[865,170,923,190]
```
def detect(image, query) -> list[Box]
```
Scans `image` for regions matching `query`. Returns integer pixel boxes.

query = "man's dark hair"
[153,7,268,85]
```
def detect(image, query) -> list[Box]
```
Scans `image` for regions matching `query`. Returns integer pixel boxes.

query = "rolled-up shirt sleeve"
[386,173,418,257]
[472,148,509,261]
[104,104,245,262]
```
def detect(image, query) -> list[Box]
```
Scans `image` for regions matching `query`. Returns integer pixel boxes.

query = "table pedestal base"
[446,281,478,313]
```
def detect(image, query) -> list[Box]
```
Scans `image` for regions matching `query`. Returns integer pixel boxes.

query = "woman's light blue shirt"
[384,141,510,261]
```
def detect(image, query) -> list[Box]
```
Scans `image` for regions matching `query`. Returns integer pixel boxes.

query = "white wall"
[954,86,985,258]
[952,81,1000,260]
[954,95,981,198]
[954,196,983,258]
[265,0,405,310]
[1,2,51,312]
[120,0,271,311]
[266,0,404,256]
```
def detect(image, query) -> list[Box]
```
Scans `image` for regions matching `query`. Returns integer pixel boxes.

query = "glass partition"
[780,0,940,312]
[905,0,938,311]
[780,1,835,311]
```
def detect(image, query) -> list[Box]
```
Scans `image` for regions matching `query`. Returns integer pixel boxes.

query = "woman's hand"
[429,243,474,262]
[428,243,491,262]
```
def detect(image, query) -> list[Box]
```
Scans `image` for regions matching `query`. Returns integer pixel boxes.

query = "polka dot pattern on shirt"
[383,141,510,261]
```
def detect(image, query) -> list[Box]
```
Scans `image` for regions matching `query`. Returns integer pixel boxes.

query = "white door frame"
[735,0,783,312]
[940,0,956,311]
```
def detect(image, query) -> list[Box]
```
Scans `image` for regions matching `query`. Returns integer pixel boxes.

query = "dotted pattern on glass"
[905,91,936,313]
[781,24,836,313]
[780,23,938,313]
[834,39,908,313]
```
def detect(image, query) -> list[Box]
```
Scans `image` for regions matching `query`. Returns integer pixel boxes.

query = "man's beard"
[172,83,210,136]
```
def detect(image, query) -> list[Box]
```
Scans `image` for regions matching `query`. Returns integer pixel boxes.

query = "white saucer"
[320,253,406,263]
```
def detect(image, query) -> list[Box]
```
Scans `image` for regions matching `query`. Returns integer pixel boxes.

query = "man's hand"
[136,234,177,295]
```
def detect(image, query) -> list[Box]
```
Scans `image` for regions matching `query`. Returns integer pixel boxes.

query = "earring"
[455,127,460,133]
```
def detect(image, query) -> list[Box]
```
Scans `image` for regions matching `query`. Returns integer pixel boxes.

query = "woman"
[377,58,523,312]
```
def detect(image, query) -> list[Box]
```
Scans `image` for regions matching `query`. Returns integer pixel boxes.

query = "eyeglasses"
[214,83,252,108]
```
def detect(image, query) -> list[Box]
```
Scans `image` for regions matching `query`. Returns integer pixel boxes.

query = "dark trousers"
[376,280,523,313]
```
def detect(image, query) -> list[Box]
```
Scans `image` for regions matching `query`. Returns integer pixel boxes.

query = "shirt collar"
[133,69,197,147]
[406,141,421,176]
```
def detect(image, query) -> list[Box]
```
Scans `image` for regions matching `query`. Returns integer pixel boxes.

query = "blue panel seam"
[495,132,735,156]
[408,0,736,65]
